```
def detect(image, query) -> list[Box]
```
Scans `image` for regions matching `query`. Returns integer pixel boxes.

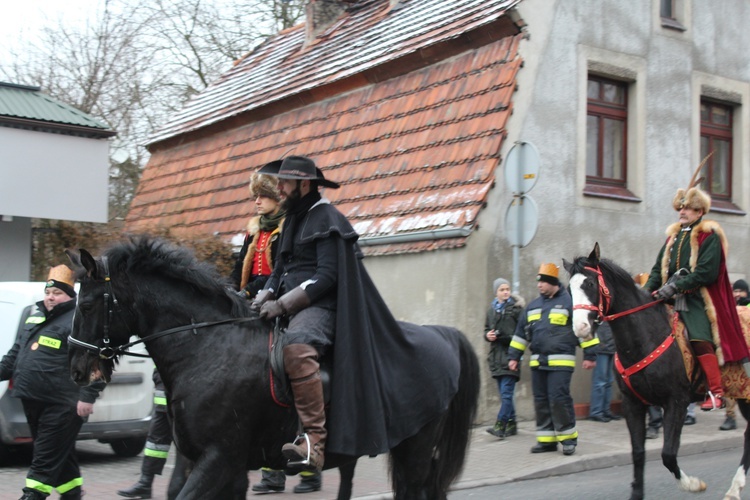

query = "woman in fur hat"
[644,181,750,411]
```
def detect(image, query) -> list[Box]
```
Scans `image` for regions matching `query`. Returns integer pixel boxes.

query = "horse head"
[563,242,607,342]
[66,247,135,386]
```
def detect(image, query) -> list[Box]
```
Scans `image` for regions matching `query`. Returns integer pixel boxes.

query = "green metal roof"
[0,82,114,136]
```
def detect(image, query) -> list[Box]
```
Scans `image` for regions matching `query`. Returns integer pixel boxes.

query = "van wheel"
[109,436,147,457]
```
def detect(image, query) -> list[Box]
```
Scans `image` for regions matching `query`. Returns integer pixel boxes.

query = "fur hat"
[536,263,560,286]
[249,173,281,201]
[46,265,76,297]
[672,187,711,213]
[672,153,713,213]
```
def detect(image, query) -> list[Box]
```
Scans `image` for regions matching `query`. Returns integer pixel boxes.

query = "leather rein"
[68,256,256,360]
[573,265,670,405]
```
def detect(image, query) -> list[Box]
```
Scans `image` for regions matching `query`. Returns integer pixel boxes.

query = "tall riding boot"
[281,344,327,473]
[117,473,154,499]
[697,353,725,411]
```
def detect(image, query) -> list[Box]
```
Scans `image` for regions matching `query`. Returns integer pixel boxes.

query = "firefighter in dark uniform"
[117,369,171,499]
[508,263,598,456]
[0,265,105,500]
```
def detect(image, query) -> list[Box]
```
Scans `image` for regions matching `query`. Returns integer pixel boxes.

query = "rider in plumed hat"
[644,154,750,411]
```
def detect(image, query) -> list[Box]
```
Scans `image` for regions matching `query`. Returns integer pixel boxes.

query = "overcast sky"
[0,0,100,72]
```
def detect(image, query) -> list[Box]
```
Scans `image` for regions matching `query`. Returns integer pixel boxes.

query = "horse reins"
[573,264,671,405]
[68,256,257,360]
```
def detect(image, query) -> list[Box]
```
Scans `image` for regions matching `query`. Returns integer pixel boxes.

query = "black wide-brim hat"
[257,156,340,189]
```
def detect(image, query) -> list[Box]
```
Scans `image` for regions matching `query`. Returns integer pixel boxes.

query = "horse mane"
[103,235,252,317]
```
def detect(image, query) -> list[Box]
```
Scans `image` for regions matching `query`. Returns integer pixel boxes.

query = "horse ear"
[78,249,99,279]
[562,259,573,274]
[588,242,601,263]
[65,249,85,279]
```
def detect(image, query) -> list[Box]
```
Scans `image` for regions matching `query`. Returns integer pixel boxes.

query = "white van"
[0,282,153,460]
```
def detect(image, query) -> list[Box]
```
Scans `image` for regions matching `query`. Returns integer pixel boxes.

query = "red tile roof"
[126,0,523,255]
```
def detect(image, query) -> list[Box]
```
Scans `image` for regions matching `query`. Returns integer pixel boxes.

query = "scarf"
[259,210,285,232]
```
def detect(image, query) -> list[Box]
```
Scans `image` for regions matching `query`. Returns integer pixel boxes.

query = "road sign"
[504,141,540,194]
[505,195,538,248]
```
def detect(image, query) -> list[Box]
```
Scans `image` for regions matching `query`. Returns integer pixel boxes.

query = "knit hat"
[733,279,749,294]
[633,273,649,287]
[249,173,281,201]
[672,153,712,213]
[536,263,559,286]
[493,278,510,293]
[46,265,76,298]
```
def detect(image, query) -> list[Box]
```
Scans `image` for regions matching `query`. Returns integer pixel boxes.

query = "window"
[585,76,635,200]
[700,101,733,202]
[660,0,674,19]
[659,0,687,31]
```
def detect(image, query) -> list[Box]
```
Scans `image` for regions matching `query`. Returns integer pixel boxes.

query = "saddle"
[268,321,331,407]
[672,307,750,401]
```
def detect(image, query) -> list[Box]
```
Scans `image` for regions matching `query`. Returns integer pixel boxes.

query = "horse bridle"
[573,265,663,323]
[68,256,256,360]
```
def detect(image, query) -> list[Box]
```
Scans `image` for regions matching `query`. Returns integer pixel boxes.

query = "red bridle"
[573,265,663,322]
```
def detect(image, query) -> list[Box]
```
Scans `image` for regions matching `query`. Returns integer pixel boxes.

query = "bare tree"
[0,0,305,267]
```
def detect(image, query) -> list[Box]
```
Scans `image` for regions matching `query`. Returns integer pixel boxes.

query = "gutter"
[357,226,473,246]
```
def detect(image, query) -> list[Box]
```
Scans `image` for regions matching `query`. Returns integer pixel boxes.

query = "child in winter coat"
[484,278,525,439]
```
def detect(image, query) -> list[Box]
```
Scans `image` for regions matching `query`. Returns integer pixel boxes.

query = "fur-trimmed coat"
[484,294,525,378]
[230,216,283,293]
[645,218,749,364]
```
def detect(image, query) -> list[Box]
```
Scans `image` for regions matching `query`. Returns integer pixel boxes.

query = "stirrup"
[700,391,725,411]
[285,433,313,468]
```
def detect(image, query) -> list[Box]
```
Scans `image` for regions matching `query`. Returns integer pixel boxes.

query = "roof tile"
[126,0,523,255]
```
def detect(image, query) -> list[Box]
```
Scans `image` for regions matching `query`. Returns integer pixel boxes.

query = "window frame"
[583,75,639,201]
[700,99,736,210]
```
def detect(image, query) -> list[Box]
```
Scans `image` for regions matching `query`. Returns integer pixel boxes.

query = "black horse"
[66,236,479,500]
[564,243,750,500]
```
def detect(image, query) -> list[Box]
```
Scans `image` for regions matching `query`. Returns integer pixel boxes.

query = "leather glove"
[259,287,311,320]
[655,283,678,300]
[250,289,275,311]
[259,300,285,319]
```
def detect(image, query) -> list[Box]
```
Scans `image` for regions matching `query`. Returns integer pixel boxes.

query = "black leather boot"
[59,487,83,500]
[117,474,154,499]
[293,472,322,493]
[19,490,47,500]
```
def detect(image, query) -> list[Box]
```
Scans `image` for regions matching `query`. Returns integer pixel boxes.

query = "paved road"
[450,446,747,499]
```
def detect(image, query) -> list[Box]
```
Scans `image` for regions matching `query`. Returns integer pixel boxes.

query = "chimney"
[305,0,349,44]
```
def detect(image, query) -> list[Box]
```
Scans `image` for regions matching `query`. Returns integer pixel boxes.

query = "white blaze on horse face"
[569,274,594,340]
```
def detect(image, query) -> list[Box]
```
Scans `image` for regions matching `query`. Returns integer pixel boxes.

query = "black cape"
[298,201,461,457]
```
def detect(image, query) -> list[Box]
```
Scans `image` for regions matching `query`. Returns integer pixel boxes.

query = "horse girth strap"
[614,334,675,405]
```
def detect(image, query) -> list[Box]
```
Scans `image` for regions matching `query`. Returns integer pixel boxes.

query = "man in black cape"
[252,156,460,471]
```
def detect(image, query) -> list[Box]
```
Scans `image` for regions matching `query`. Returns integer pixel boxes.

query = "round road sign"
[504,141,540,194]
[505,195,538,248]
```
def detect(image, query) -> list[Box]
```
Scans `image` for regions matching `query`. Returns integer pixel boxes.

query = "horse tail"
[431,329,480,495]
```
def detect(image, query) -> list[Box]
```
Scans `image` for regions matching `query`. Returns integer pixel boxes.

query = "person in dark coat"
[508,263,599,456]
[0,265,105,500]
[484,277,525,439]
[587,321,621,422]
[252,156,461,472]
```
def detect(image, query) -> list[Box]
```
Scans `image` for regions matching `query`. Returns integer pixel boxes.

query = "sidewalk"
[232,409,742,499]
